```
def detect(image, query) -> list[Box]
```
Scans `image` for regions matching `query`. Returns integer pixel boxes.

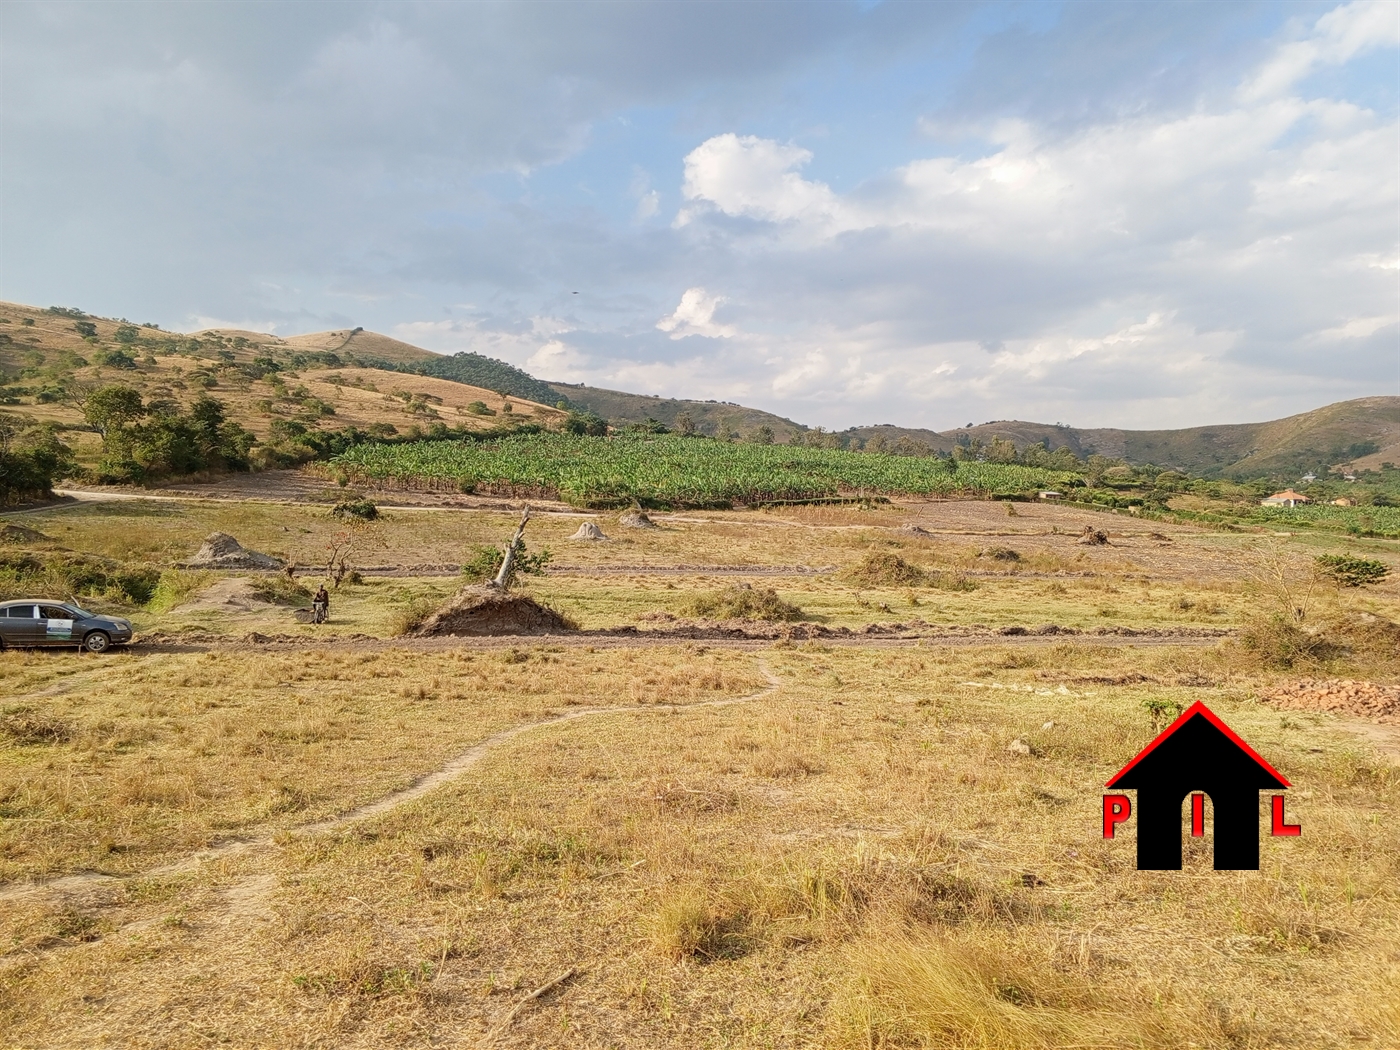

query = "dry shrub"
[648,886,748,961]
[387,596,441,636]
[1234,616,1344,670]
[688,584,805,622]
[830,928,1203,1049]
[927,571,978,592]
[843,553,928,587]
[978,546,1021,562]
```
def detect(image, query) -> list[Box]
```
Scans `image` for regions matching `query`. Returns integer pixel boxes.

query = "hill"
[0,303,566,469]
[841,397,1399,481]
[398,352,571,411]
[2,299,1391,485]
[547,382,806,440]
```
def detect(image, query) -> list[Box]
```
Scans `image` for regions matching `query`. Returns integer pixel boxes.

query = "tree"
[753,425,775,445]
[563,411,608,436]
[83,385,145,438]
[674,412,697,436]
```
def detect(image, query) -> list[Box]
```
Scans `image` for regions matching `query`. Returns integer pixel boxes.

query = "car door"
[39,605,77,646]
[0,605,42,646]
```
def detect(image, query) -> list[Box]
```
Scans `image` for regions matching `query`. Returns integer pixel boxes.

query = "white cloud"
[677,134,845,228]
[656,287,737,339]
[1240,0,1400,102]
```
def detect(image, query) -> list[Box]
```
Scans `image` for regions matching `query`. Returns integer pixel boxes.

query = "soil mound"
[184,532,283,569]
[569,522,608,541]
[619,511,658,529]
[0,523,50,544]
[1263,679,1400,724]
[1077,527,1110,546]
[415,586,578,636]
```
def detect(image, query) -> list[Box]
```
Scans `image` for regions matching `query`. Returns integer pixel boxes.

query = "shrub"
[387,596,440,636]
[980,546,1021,562]
[688,584,805,622]
[1315,554,1391,587]
[465,401,495,416]
[1236,615,1343,669]
[331,498,379,522]
[842,553,928,587]
[460,542,551,586]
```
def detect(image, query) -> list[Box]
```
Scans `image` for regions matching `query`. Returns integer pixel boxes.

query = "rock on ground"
[415,586,578,636]
[183,532,283,570]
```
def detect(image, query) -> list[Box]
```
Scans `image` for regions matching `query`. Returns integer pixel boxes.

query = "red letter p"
[1103,794,1131,839]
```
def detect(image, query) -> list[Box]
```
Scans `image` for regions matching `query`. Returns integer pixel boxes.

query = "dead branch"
[490,506,532,590]
[486,966,576,1042]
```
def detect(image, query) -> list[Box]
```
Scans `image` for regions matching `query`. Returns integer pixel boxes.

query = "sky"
[2,1,1396,432]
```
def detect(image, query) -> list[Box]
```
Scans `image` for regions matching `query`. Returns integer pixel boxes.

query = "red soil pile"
[1262,679,1400,724]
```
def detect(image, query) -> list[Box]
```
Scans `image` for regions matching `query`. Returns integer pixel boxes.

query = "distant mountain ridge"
[838,397,1399,480]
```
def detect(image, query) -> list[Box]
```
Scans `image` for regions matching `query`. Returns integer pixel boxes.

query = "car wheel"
[82,631,111,653]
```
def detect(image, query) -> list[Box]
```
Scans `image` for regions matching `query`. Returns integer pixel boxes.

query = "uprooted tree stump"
[1077,526,1110,546]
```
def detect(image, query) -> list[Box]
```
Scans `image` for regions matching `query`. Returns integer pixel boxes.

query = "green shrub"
[465,401,496,416]
[331,498,379,522]
[460,542,551,586]
[1315,554,1391,587]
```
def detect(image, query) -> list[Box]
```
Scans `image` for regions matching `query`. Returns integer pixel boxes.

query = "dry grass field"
[2,491,1398,1048]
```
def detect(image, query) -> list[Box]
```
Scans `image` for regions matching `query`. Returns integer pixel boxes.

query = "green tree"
[83,385,145,438]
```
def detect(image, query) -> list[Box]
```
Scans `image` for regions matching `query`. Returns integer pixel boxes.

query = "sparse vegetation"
[842,552,928,586]
[688,584,806,621]
[1316,553,1391,587]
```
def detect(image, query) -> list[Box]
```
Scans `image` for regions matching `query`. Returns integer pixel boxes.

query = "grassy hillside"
[0,302,566,473]
[547,382,806,440]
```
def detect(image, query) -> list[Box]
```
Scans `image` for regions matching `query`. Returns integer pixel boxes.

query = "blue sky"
[2,1,1396,430]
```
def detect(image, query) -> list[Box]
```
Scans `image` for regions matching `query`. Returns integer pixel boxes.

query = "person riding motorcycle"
[312,584,330,624]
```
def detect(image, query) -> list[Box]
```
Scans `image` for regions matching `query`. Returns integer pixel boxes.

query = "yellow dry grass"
[1,493,1398,1047]
[1,641,1396,1048]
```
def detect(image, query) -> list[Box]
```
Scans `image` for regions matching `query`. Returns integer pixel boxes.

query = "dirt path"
[0,662,783,907]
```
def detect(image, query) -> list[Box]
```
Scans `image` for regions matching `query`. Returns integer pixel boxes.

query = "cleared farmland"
[331,434,1077,507]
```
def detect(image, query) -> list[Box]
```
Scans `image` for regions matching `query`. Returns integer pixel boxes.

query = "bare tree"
[1242,540,1320,624]
[490,506,532,590]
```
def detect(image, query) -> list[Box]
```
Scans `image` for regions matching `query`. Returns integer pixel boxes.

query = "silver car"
[0,601,133,653]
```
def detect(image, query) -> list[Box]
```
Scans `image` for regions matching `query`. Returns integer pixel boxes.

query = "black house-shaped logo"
[1105,701,1294,870]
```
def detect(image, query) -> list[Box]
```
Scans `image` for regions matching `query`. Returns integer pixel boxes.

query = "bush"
[331,498,379,522]
[465,401,495,416]
[688,584,806,622]
[1236,615,1342,669]
[842,553,927,587]
[387,595,440,636]
[979,546,1022,562]
[1316,554,1391,587]
[460,542,551,586]
[563,410,608,437]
